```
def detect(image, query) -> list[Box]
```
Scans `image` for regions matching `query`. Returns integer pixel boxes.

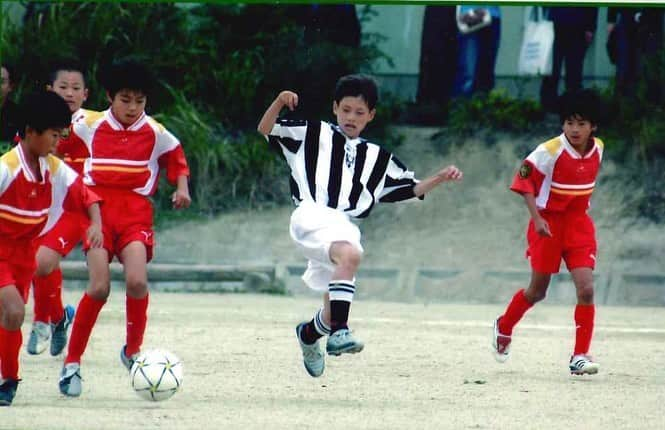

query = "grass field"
[3,291,664,430]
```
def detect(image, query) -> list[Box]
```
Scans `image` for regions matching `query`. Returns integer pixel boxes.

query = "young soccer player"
[491,89,603,375]
[27,60,94,357]
[58,59,191,397]
[0,91,102,406]
[258,74,463,377]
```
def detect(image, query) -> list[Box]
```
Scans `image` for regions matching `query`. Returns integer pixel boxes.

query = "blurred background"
[2,2,664,305]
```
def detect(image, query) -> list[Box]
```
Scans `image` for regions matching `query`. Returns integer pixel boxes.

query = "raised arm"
[257,91,299,136]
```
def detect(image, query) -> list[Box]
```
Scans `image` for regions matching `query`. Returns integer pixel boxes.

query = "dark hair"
[18,91,71,138]
[2,62,16,84]
[334,74,378,110]
[558,89,601,125]
[99,58,154,98]
[48,58,87,86]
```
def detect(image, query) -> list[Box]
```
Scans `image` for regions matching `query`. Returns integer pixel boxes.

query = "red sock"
[48,269,65,323]
[65,293,105,364]
[498,289,534,336]
[32,274,52,323]
[125,293,149,356]
[574,304,595,355]
[0,327,23,380]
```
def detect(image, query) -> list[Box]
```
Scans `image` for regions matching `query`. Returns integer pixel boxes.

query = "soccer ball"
[130,349,183,401]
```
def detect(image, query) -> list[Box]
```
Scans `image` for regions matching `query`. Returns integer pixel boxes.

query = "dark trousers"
[453,19,501,97]
[540,23,589,110]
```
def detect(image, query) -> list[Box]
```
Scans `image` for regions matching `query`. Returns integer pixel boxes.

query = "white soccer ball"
[130,349,183,401]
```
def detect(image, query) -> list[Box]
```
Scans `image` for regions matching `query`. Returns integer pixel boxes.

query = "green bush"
[1,3,394,220]
[447,89,545,136]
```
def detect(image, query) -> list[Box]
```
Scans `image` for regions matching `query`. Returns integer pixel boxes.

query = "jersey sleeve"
[510,144,553,196]
[56,127,86,158]
[156,128,190,185]
[63,177,102,214]
[266,118,308,153]
[377,154,422,203]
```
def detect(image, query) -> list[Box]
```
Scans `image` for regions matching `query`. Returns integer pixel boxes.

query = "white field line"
[354,317,665,334]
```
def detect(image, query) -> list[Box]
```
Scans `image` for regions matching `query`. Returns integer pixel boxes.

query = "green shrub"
[447,89,545,136]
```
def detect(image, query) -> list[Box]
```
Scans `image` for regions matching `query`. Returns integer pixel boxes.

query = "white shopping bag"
[517,7,554,76]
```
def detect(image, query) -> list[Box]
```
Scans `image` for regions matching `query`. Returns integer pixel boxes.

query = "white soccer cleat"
[569,355,600,375]
[59,363,82,397]
[27,321,51,355]
[326,328,364,356]
[296,323,325,377]
[492,317,512,363]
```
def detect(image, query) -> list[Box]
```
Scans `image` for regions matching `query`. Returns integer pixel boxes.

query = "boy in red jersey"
[59,59,191,397]
[0,91,102,406]
[492,89,603,375]
[27,60,95,357]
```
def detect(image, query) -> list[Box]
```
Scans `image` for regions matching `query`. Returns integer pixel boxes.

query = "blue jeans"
[453,19,501,97]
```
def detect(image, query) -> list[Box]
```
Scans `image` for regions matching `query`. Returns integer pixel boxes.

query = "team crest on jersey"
[519,163,532,179]
[344,142,357,168]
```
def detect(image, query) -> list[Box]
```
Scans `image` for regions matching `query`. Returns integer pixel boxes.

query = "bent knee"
[126,277,148,297]
[2,305,25,330]
[577,285,595,303]
[332,242,363,269]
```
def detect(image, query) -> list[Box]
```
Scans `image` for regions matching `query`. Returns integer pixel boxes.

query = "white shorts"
[289,201,363,291]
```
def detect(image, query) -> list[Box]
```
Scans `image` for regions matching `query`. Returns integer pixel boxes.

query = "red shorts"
[0,241,38,303]
[526,210,597,274]
[40,211,89,256]
[84,188,155,262]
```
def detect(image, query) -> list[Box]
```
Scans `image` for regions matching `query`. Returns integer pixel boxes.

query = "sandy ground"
[3,291,664,430]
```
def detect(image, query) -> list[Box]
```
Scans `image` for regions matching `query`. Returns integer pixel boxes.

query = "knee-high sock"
[328,280,355,333]
[47,269,64,323]
[574,304,595,355]
[125,293,149,357]
[65,293,105,364]
[32,274,52,324]
[0,327,22,380]
[300,308,331,344]
[498,289,534,336]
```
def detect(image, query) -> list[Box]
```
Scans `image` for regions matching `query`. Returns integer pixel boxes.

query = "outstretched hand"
[278,91,299,111]
[437,165,463,182]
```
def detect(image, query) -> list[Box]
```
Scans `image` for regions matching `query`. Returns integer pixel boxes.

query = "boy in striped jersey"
[0,91,102,406]
[58,59,191,397]
[27,60,94,357]
[492,89,603,375]
[258,75,463,377]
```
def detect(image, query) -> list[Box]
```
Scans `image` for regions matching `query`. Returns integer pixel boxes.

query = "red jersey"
[72,109,190,196]
[0,144,100,241]
[510,134,604,212]
[56,108,97,175]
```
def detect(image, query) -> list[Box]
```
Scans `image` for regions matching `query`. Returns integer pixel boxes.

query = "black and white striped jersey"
[267,119,421,219]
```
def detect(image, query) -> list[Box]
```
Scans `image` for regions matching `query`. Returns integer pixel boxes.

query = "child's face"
[108,89,147,127]
[25,127,62,157]
[48,71,88,113]
[1,66,11,102]
[333,96,376,139]
[562,115,596,151]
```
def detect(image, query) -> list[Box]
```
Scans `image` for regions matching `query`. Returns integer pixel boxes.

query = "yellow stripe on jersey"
[46,154,62,173]
[147,117,166,133]
[542,137,563,156]
[64,157,87,163]
[550,188,594,196]
[0,150,20,172]
[0,211,47,224]
[84,111,105,127]
[93,165,149,173]
[594,137,604,149]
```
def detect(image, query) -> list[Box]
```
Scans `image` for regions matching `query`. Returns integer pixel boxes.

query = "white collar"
[559,133,597,159]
